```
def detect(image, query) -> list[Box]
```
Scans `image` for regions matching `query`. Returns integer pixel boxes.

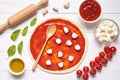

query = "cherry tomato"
[96,63,102,70]
[76,70,82,76]
[110,46,117,54]
[106,52,113,59]
[89,61,96,67]
[90,68,96,75]
[82,74,89,80]
[83,66,89,73]
[99,51,105,58]
[101,58,108,65]
[104,46,110,53]
[95,56,101,63]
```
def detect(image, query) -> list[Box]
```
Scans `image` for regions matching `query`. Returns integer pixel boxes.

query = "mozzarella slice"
[47,49,52,55]
[96,27,101,33]
[100,25,106,31]
[106,36,112,42]
[108,21,114,28]
[68,56,74,62]
[58,62,64,68]
[58,51,63,58]
[113,31,118,36]
[100,33,106,37]
[98,37,104,42]
[75,44,81,51]
[63,27,69,34]
[72,32,78,39]
[95,33,100,38]
[46,60,52,66]
[66,40,72,46]
[107,27,113,34]
[55,38,62,45]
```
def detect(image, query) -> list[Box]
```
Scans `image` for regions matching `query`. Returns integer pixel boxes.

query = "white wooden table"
[0,0,120,80]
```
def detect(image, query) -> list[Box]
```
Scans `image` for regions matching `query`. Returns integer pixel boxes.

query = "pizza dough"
[29,18,87,74]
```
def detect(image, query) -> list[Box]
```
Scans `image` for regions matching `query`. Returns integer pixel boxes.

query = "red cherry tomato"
[90,68,96,75]
[101,58,108,65]
[95,56,101,63]
[96,63,102,70]
[89,61,96,67]
[104,46,110,53]
[106,52,113,59]
[76,70,82,76]
[110,46,117,54]
[99,51,105,58]
[83,66,89,73]
[82,74,89,80]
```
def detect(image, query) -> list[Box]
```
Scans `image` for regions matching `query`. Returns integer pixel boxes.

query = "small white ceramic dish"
[8,55,25,76]
[79,0,102,23]
[94,19,119,44]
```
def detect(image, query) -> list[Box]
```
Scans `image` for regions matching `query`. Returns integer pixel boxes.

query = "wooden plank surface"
[0,0,120,80]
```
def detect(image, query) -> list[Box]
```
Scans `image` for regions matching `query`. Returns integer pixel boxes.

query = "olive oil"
[10,58,24,73]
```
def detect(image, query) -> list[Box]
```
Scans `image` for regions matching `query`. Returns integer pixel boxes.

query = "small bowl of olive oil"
[8,57,25,75]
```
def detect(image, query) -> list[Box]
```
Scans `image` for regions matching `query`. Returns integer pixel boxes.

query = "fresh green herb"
[11,29,21,41]
[30,18,37,27]
[18,41,23,55]
[7,45,16,57]
[22,26,28,36]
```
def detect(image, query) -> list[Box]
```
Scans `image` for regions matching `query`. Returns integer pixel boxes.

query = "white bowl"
[8,56,25,76]
[94,19,119,44]
[79,0,102,23]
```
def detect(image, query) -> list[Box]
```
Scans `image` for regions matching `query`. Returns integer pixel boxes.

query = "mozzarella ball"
[47,49,52,55]
[75,44,81,51]
[96,28,101,33]
[99,33,106,37]
[68,56,74,62]
[113,31,118,36]
[58,51,63,58]
[102,37,107,42]
[106,33,112,38]
[106,36,112,42]
[66,40,72,46]
[63,27,69,34]
[95,33,100,38]
[55,38,62,45]
[108,21,114,28]
[72,32,78,39]
[46,60,52,66]
[100,26,106,31]
[107,27,113,33]
[58,62,64,68]
[98,37,104,42]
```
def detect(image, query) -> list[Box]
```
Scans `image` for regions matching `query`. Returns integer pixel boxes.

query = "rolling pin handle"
[36,0,48,9]
[0,22,10,33]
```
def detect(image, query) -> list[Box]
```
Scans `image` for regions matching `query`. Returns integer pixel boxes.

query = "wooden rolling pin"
[0,0,48,33]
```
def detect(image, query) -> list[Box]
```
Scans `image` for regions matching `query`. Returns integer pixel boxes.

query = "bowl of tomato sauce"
[79,0,102,23]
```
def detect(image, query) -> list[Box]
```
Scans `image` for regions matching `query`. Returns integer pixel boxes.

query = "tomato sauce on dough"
[30,19,86,71]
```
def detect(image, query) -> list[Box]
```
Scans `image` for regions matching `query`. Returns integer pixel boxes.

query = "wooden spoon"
[32,24,56,71]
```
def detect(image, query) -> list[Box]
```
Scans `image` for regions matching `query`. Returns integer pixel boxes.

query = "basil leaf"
[7,45,16,57]
[18,41,23,55]
[11,29,21,41]
[22,26,28,36]
[30,18,37,27]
